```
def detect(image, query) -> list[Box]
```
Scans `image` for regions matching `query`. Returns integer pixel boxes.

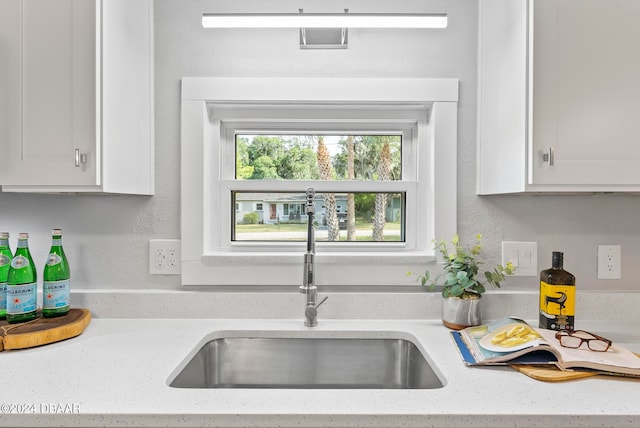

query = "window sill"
[201,251,435,266]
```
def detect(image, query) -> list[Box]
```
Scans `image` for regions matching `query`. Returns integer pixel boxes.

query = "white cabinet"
[0,0,153,194]
[477,0,640,194]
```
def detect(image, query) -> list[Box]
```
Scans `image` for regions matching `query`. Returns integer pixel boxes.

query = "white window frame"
[181,77,458,286]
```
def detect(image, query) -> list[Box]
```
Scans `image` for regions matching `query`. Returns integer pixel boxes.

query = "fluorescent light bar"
[202,13,448,29]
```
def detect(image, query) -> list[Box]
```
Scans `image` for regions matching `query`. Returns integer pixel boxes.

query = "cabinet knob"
[74,149,87,167]
[542,147,555,166]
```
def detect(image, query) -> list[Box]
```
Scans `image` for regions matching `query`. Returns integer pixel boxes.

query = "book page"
[459,317,557,364]
[535,328,640,375]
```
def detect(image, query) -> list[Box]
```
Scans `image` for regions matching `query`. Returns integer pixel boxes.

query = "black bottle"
[539,252,575,331]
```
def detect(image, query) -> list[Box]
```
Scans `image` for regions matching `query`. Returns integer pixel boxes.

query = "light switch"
[509,250,519,267]
[519,249,531,268]
[502,241,538,276]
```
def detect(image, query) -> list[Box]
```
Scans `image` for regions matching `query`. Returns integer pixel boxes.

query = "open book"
[451,317,640,377]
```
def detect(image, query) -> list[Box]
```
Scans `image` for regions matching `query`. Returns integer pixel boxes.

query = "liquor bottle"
[7,233,38,323]
[0,232,13,320]
[539,251,575,331]
[43,229,70,318]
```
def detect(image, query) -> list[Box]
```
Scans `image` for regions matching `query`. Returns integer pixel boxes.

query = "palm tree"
[373,139,391,241]
[346,136,356,241]
[354,139,376,180]
[317,137,340,241]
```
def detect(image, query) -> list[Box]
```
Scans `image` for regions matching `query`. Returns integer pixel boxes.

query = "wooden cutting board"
[510,353,640,382]
[0,308,91,351]
[510,364,599,381]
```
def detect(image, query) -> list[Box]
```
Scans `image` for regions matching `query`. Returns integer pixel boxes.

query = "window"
[181,78,458,286]
[233,133,404,242]
[235,133,405,243]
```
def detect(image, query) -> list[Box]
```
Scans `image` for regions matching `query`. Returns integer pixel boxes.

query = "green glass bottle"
[7,233,38,323]
[0,232,13,320]
[43,229,70,318]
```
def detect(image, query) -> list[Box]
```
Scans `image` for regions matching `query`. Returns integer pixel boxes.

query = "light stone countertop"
[1,314,639,428]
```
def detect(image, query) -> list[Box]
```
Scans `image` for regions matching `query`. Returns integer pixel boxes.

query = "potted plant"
[410,234,514,329]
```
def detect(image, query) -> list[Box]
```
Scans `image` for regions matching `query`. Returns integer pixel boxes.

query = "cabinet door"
[0,0,97,186]
[532,0,640,186]
[476,0,529,194]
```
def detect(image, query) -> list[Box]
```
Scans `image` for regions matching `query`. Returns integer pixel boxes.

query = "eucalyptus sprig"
[409,234,515,298]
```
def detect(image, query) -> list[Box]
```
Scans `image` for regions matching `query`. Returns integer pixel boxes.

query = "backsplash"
[71,289,640,323]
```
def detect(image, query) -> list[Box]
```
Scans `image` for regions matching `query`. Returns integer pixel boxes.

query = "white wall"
[1,0,638,292]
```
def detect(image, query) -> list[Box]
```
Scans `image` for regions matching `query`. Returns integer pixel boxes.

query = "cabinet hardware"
[542,147,554,166]
[74,149,87,167]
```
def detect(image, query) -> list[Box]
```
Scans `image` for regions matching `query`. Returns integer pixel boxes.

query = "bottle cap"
[0,232,8,239]
[552,251,564,264]
[18,232,29,239]
[52,228,62,235]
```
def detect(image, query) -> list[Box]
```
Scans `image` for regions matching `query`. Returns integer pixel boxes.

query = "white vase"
[441,295,482,330]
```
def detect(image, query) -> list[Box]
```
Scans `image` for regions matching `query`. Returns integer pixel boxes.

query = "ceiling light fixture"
[202,12,448,29]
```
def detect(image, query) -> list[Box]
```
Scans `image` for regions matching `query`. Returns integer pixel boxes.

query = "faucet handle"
[315,296,328,309]
[304,297,328,328]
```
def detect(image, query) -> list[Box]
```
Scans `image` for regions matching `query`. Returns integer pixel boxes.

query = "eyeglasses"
[555,330,612,352]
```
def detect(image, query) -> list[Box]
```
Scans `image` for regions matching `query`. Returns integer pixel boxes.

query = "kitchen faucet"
[300,188,327,327]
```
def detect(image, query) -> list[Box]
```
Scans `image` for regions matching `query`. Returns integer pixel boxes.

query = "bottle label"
[44,279,70,309]
[46,253,63,266]
[539,281,575,331]
[10,255,30,269]
[0,282,6,313]
[7,283,37,315]
[0,254,9,267]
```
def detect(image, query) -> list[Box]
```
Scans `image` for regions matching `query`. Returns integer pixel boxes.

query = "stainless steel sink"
[168,333,444,389]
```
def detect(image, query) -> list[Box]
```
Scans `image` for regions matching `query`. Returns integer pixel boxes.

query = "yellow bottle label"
[539,281,575,330]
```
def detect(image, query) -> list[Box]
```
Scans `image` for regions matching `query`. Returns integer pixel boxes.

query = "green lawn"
[236,219,401,241]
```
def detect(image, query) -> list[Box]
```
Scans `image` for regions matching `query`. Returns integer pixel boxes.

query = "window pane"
[233,192,404,242]
[235,135,401,181]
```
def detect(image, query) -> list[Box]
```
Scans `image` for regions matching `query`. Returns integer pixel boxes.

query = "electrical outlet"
[597,245,621,279]
[149,239,181,275]
[167,247,179,269]
[153,246,166,270]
